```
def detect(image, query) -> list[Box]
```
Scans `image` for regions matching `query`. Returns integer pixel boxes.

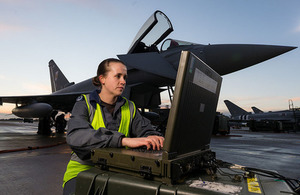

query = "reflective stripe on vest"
[82,94,136,137]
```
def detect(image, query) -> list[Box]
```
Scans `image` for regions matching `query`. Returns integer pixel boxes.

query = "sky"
[0,0,300,118]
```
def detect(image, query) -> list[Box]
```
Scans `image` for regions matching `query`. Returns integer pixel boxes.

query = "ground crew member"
[63,58,164,194]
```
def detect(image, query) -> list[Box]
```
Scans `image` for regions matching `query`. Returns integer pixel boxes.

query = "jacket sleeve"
[130,109,162,138]
[66,99,125,160]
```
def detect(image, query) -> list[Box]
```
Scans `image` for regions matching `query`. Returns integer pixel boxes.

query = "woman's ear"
[99,75,105,85]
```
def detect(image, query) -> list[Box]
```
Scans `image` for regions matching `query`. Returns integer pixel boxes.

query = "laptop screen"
[163,51,222,157]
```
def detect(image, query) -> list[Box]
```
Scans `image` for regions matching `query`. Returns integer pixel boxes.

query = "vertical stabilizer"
[224,100,251,117]
[252,106,264,114]
[48,60,74,92]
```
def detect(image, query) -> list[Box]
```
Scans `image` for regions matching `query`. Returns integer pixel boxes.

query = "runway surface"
[0,121,299,194]
[0,121,70,195]
[211,129,300,180]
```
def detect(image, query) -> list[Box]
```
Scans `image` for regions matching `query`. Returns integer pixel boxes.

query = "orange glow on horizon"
[0,104,15,114]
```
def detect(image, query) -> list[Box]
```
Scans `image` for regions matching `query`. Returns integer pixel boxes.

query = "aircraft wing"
[118,52,177,80]
[0,92,83,112]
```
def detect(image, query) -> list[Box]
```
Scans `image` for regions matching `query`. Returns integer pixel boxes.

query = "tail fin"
[224,100,251,117]
[251,106,264,114]
[48,60,74,92]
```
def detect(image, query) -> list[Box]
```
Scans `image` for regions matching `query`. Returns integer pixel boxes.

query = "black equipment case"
[76,167,294,195]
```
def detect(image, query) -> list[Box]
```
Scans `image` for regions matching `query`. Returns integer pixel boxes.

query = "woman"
[63,58,164,194]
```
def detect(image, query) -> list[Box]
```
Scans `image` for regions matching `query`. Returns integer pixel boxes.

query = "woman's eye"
[115,74,126,80]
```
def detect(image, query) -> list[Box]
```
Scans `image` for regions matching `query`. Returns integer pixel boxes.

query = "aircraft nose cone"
[203,44,297,75]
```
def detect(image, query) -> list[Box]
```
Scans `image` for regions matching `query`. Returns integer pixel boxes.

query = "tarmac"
[0,121,299,195]
[0,121,70,195]
[210,128,300,180]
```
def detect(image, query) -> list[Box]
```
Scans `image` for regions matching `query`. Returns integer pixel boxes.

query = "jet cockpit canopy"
[128,10,173,54]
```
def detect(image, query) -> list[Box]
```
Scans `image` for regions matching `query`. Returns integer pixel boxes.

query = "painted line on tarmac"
[0,141,66,154]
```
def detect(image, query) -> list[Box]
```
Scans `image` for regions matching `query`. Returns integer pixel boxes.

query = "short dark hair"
[92,58,125,87]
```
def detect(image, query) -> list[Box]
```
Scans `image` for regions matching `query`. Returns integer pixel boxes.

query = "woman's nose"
[120,77,126,85]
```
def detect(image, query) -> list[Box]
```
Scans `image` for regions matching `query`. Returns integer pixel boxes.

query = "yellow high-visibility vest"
[63,94,136,187]
[84,94,136,137]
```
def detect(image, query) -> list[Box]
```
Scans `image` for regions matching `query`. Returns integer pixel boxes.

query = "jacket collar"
[89,90,125,110]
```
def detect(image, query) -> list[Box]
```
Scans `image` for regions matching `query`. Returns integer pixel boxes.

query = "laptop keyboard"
[130,147,163,154]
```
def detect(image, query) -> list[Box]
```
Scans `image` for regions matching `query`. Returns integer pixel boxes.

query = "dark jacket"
[66,90,161,159]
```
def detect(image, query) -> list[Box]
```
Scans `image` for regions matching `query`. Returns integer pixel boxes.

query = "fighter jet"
[224,100,300,131]
[0,10,296,134]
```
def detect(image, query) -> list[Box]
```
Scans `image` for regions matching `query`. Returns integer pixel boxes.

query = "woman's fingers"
[146,136,165,150]
[121,136,165,150]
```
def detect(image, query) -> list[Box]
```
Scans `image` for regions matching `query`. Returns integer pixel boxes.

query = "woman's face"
[99,62,127,97]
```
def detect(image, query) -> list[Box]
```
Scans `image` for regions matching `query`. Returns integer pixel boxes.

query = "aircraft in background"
[224,100,300,131]
[251,106,264,114]
[0,10,297,134]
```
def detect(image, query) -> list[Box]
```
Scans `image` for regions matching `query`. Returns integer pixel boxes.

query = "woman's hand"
[121,135,164,150]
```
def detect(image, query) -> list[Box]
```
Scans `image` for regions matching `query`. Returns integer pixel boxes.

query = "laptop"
[91,51,222,184]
